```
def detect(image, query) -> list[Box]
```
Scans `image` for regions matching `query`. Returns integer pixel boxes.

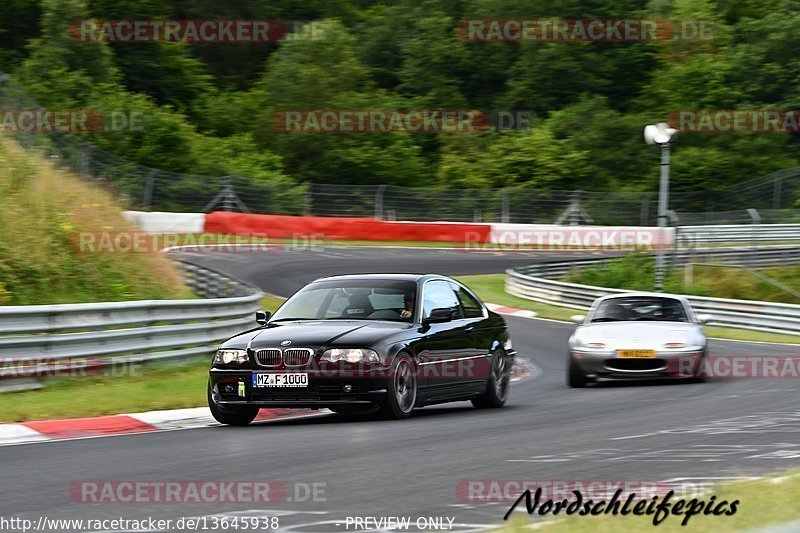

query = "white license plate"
[252,373,308,388]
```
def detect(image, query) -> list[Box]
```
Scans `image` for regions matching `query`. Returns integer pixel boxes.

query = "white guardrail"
[506,246,800,336]
[0,259,262,389]
[678,224,800,244]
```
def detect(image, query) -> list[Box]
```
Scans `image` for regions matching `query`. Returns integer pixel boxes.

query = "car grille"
[254,348,314,367]
[284,348,313,367]
[606,359,666,371]
[256,349,282,366]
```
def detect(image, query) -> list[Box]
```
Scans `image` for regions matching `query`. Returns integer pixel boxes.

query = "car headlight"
[321,348,380,364]
[214,349,248,365]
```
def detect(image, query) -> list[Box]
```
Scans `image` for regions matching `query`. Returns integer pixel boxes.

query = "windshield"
[589,296,689,323]
[271,279,417,323]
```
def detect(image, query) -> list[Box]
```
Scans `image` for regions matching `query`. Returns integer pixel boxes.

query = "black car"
[208,274,516,424]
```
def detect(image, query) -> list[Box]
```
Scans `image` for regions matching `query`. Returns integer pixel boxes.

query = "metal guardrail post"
[375,185,387,220]
[748,208,761,250]
[773,176,783,210]
[640,192,652,226]
[142,170,156,211]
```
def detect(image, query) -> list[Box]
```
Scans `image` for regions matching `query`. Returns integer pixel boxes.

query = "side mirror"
[255,310,271,325]
[423,308,453,326]
[571,314,586,325]
[696,314,712,325]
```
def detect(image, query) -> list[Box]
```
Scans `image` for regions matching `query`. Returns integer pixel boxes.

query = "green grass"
[703,326,800,344]
[0,359,211,423]
[0,135,192,304]
[260,294,287,313]
[457,274,578,321]
[497,472,800,532]
[566,254,800,304]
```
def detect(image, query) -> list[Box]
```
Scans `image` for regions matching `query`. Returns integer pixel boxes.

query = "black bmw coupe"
[208,274,516,424]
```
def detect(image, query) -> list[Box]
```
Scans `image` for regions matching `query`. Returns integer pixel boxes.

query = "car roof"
[311,273,451,284]
[595,292,692,305]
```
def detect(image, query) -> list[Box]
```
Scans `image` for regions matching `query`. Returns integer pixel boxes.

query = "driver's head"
[348,292,371,307]
[603,301,627,320]
[343,288,373,317]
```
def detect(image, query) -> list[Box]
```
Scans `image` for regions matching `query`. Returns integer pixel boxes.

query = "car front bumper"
[209,368,390,408]
[570,349,704,379]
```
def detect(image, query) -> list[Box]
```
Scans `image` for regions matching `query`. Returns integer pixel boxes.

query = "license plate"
[617,350,656,359]
[252,373,308,388]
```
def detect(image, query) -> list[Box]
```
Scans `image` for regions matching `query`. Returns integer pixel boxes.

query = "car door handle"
[464,325,475,332]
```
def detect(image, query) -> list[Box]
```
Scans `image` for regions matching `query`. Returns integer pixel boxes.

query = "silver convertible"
[567,293,710,387]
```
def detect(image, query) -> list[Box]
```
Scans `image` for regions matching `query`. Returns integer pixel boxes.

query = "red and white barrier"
[122,211,205,233]
[204,212,491,243]
[122,210,674,247]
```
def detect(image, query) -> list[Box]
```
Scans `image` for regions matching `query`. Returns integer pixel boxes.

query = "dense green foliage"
[3,0,800,192]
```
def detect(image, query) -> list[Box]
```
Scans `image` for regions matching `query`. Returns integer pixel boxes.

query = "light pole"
[644,122,677,292]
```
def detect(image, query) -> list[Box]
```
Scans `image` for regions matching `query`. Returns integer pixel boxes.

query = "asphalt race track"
[3,247,800,532]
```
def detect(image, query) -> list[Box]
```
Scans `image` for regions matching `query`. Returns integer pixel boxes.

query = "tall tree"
[17,0,118,107]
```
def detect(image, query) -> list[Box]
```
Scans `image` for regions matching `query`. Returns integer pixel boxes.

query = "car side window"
[450,283,484,319]
[423,280,463,319]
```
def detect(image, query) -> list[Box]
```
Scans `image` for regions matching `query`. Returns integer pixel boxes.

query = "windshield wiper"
[270,317,314,322]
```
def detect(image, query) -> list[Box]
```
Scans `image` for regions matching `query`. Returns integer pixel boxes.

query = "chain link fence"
[3,72,800,225]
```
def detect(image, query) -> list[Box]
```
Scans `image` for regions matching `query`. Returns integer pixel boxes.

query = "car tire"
[691,352,708,383]
[207,380,259,426]
[378,352,417,420]
[567,356,589,388]
[472,348,511,409]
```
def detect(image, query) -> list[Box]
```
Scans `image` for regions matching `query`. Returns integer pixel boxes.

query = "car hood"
[221,320,414,350]
[573,321,704,349]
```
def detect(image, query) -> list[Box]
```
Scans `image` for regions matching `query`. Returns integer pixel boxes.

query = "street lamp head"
[644,122,677,145]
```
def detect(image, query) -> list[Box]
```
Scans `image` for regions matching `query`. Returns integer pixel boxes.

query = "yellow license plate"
[617,350,656,359]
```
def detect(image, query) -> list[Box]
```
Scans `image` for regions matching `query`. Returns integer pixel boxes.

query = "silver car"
[567,293,710,387]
